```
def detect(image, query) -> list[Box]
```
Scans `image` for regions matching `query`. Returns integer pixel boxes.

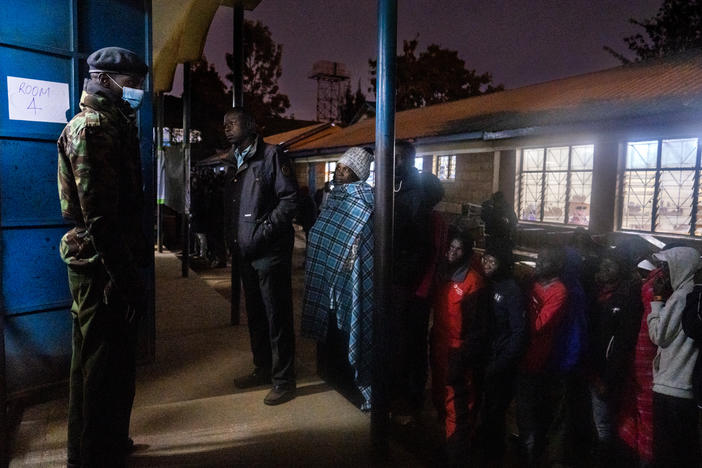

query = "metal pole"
[156,92,164,253]
[230,2,245,325]
[182,62,191,277]
[232,2,244,108]
[372,0,396,459]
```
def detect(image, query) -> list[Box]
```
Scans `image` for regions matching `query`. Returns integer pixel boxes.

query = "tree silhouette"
[605,0,702,63]
[338,81,368,125]
[369,36,503,111]
[189,58,230,156]
[225,20,291,131]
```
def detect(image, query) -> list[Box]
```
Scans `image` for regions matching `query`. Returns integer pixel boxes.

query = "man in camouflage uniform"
[57,46,148,468]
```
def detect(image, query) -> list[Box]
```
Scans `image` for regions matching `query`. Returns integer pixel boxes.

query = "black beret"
[87,46,148,76]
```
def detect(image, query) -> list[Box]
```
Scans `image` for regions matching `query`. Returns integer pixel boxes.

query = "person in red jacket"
[431,231,488,467]
[516,247,568,467]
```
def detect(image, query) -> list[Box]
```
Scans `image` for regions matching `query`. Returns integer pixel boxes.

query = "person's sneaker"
[234,369,271,389]
[263,385,296,405]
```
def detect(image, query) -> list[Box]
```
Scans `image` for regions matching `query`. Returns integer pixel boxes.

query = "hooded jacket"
[648,247,701,399]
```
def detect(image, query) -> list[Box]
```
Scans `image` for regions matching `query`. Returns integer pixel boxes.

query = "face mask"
[107,74,144,109]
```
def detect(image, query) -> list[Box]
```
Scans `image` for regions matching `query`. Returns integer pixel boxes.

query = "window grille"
[621,138,700,235]
[516,145,594,225]
[435,155,456,181]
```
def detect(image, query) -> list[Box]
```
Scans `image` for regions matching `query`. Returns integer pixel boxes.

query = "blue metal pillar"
[230,1,245,325]
[182,62,192,277]
[156,92,164,253]
[372,0,396,457]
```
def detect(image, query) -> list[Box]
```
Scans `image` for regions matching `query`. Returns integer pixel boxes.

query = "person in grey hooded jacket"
[648,246,701,468]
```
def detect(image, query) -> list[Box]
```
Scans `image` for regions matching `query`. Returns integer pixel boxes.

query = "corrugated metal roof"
[289,50,702,155]
[263,122,342,150]
[196,122,342,166]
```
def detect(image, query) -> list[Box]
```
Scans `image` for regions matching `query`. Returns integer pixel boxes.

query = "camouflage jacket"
[57,91,148,293]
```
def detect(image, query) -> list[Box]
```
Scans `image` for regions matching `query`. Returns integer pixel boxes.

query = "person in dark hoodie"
[588,245,643,465]
[391,140,433,422]
[478,240,527,465]
[480,191,517,249]
[549,247,590,466]
[405,170,447,420]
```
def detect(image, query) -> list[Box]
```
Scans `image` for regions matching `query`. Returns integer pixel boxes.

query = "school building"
[268,49,702,250]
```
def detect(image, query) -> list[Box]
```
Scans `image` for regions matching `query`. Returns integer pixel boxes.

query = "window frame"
[434,154,456,181]
[516,144,594,226]
[324,161,336,183]
[618,137,702,236]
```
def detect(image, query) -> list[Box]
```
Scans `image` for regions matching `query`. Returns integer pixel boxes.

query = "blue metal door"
[0,0,154,397]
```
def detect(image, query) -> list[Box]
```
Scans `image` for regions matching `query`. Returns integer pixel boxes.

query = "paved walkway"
[8,243,425,467]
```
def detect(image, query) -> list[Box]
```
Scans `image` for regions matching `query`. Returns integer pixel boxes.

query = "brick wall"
[439,152,494,210]
[293,161,329,193]
[294,162,308,189]
[293,152,495,210]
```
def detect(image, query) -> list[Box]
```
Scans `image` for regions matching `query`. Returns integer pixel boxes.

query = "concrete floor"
[8,237,426,467]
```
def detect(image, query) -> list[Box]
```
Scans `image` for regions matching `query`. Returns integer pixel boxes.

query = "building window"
[367,161,375,186]
[414,157,424,173]
[517,144,594,225]
[435,155,456,181]
[324,161,336,183]
[621,138,700,235]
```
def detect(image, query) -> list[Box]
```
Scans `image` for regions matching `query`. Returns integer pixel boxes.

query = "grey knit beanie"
[337,147,373,181]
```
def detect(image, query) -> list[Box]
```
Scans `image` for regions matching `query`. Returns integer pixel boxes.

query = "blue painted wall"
[0,0,154,396]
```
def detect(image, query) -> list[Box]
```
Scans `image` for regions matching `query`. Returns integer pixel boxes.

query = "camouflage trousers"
[66,263,137,468]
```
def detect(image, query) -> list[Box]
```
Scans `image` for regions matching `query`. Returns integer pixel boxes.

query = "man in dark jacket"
[57,46,149,468]
[589,248,642,464]
[390,140,434,421]
[478,240,526,464]
[223,108,298,405]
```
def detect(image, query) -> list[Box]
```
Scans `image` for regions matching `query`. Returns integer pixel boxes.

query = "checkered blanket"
[301,181,374,409]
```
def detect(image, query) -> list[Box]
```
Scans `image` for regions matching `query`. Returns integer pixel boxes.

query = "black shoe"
[125,436,136,454]
[234,369,272,389]
[263,385,296,405]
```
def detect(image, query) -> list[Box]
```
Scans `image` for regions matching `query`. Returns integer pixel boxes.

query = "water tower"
[308,60,350,122]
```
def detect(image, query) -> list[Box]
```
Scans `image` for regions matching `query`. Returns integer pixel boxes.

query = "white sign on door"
[7,76,69,124]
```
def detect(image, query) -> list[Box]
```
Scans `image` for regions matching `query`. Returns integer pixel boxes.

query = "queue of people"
[297,143,701,467]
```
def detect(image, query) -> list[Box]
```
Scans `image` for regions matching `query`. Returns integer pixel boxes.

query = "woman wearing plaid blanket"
[301,147,375,410]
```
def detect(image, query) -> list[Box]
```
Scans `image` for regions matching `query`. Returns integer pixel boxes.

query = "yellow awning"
[153,0,261,93]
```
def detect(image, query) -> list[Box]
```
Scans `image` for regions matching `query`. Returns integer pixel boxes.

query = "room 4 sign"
[6,76,69,124]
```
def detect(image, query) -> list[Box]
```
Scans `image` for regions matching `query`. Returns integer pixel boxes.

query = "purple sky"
[171,0,663,121]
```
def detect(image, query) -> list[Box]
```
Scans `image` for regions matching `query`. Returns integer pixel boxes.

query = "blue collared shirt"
[233,138,257,168]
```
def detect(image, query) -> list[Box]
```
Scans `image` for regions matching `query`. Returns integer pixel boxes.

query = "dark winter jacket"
[550,248,589,374]
[486,276,527,376]
[223,137,298,259]
[393,166,432,288]
[590,276,642,391]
